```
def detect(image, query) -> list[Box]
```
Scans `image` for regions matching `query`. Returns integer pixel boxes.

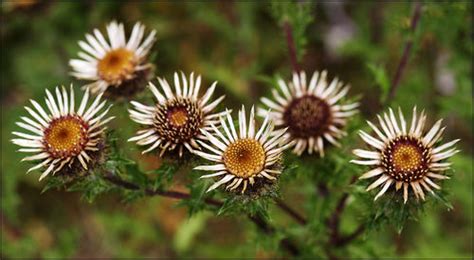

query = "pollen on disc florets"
[13,85,114,181]
[284,95,332,138]
[352,107,460,203]
[69,21,157,96]
[153,97,203,144]
[223,139,266,178]
[193,106,293,196]
[98,48,137,85]
[43,115,89,159]
[382,135,431,183]
[128,72,226,157]
[54,134,107,180]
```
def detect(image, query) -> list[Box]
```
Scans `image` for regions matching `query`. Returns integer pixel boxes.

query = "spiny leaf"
[67,173,112,203]
[179,180,209,217]
[41,176,67,194]
[150,161,179,191]
[431,190,454,211]
[367,63,390,102]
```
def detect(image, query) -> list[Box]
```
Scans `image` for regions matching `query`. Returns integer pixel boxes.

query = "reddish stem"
[387,2,423,103]
[283,21,301,72]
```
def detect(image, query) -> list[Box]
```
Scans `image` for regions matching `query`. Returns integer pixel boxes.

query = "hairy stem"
[102,172,300,256]
[387,2,422,103]
[334,224,366,248]
[328,192,351,244]
[274,197,308,225]
[325,176,365,257]
[283,20,301,72]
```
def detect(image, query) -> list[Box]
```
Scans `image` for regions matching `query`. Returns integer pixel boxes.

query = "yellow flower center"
[382,136,430,182]
[97,48,136,84]
[44,116,88,158]
[223,139,266,178]
[168,108,188,127]
[392,144,423,172]
[153,98,203,143]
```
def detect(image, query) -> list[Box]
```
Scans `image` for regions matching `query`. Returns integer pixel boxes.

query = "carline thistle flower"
[69,21,156,96]
[258,71,358,156]
[128,72,227,157]
[351,107,459,203]
[193,106,294,194]
[12,86,114,180]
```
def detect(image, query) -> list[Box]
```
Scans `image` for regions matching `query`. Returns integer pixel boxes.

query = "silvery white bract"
[70,21,156,94]
[128,72,227,157]
[258,71,358,156]
[12,86,114,180]
[194,106,294,194]
[351,107,459,203]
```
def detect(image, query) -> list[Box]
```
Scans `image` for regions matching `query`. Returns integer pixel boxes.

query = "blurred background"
[1,1,472,258]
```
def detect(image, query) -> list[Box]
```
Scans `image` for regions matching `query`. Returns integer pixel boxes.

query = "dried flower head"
[12,86,113,180]
[351,107,459,203]
[128,72,226,157]
[259,71,358,156]
[194,106,293,194]
[70,21,156,97]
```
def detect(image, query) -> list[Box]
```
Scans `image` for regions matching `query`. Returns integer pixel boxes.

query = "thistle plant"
[3,2,472,259]
[70,21,156,97]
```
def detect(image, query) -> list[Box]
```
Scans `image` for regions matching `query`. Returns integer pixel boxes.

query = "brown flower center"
[381,136,431,182]
[283,95,331,138]
[223,139,266,178]
[153,98,203,143]
[168,107,188,127]
[98,48,136,84]
[43,116,89,158]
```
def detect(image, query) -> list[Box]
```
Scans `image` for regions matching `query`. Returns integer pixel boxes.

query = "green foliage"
[67,173,113,203]
[150,161,179,192]
[42,176,69,194]
[217,195,272,221]
[361,188,454,234]
[367,63,390,102]
[270,1,314,61]
[179,179,209,217]
[422,2,472,48]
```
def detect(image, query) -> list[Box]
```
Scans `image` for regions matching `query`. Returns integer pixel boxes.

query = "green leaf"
[217,195,271,222]
[431,190,454,211]
[41,176,67,194]
[180,179,209,217]
[150,161,179,191]
[217,197,238,216]
[367,63,390,102]
[125,162,148,188]
[270,1,314,61]
[67,173,112,203]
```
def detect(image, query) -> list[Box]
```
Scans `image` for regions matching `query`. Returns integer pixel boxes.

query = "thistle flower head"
[194,106,294,195]
[128,72,226,157]
[12,86,114,180]
[259,71,358,156]
[69,21,156,96]
[351,107,459,203]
